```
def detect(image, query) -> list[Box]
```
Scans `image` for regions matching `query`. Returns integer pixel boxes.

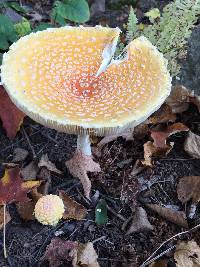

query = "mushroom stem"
[77,134,91,156]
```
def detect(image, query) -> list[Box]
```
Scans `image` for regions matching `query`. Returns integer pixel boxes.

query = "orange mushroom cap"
[1,26,171,136]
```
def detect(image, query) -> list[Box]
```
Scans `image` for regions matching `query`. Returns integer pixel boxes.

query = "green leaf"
[0,53,3,65]
[52,0,90,24]
[14,18,31,37]
[145,8,160,23]
[7,2,27,13]
[0,14,17,49]
[51,7,66,25]
[0,36,9,50]
[95,199,107,225]
[33,23,55,32]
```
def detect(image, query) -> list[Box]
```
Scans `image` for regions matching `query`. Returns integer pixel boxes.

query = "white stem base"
[77,134,91,156]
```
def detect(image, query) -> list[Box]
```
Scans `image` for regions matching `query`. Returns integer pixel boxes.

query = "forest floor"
[0,0,200,267]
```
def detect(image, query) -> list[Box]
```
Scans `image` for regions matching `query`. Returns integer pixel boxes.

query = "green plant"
[126,0,200,77]
[126,6,137,43]
[0,14,17,50]
[51,0,90,25]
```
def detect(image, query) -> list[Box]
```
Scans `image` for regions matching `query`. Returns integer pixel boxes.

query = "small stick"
[3,204,7,258]
[140,223,200,267]
[22,127,36,159]
[107,205,126,222]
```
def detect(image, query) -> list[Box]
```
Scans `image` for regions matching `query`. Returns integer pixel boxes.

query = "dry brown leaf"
[142,141,172,166]
[16,188,42,220]
[0,205,11,230]
[133,123,149,139]
[145,204,188,228]
[12,147,29,162]
[42,237,78,267]
[122,207,154,234]
[177,176,200,204]
[184,131,200,158]
[66,151,101,199]
[21,161,39,180]
[166,85,192,113]
[38,154,62,174]
[148,103,176,124]
[174,240,200,267]
[72,242,100,267]
[97,128,134,150]
[151,123,189,148]
[59,190,87,220]
[149,259,168,267]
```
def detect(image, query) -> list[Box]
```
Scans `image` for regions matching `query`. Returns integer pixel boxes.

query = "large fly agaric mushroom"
[1,26,171,198]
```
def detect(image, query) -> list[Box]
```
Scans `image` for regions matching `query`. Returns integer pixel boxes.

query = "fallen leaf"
[97,128,134,149]
[21,161,39,180]
[0,86,25,139]
[184,131,200,158]
[145,203,188,228]
[38,154,62,174]
[133,123,149,139]
[148,104,176,124]
[151,123,189,148]
[59,190,87,220]
[0,167,40,205]
[42,237,78,267]
[166,85,192,114]
[12,147,29,162]
[177,176,200,204]
[174,240,200,267]
[16,188,42,220]
[66,151,101,199]
[0,205,11,230]
[72,242,100,267]
[149,259,168,267]
[122,207,153,234]
[142,141,172,166]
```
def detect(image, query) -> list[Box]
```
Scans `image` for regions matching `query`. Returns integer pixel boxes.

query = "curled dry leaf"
[184,131,200,159]
[151,123,189,148]
[166,85,192,114]
[0,205,11,230]
[145,203,188,228]
[133,123,149,140]
[97,128,134,150]
[0,85,25,139]
[42,237,78,267]
[177,176,200,204]
[66,151,101,199]
[122,207,154,235]
[38,154,62,174]
[16,188,42,220]
[142,141,172,166]
[174,240,200,267]
[0,167,41,205]
[59,190,87,220]
[148,103,176,124]
[72,242,100,267]
[20,161,39,181]
[190,95,200,113]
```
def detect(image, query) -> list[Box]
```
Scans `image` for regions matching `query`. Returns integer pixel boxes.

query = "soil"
[0,1,200,267]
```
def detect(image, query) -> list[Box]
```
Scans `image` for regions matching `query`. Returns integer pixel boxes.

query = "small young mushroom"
[1,26,171,198]
[34,194,65,225]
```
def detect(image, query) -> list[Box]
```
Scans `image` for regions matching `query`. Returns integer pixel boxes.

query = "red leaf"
[0,86,25,139]
[42,237,78,267]
[151,123,189,148]
[0,167,41,205]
